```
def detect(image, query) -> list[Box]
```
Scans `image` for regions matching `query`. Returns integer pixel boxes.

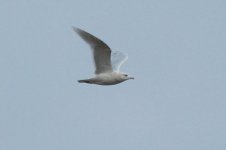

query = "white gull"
[73,27,134,85]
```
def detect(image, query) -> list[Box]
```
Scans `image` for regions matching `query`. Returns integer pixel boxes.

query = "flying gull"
[73,27,134,85]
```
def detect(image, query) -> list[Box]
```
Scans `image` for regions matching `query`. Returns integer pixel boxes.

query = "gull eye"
[124,74,128,77]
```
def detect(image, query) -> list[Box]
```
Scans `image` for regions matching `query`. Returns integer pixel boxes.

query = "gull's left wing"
[111,51,128,72]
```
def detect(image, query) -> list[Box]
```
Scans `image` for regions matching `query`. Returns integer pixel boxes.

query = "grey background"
[0,0,226,150]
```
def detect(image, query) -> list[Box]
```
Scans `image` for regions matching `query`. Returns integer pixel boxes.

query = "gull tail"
[78,79,93,84]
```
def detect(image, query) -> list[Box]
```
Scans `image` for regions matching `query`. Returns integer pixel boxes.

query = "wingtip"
[72,27,85,35]
[72,26,79,32]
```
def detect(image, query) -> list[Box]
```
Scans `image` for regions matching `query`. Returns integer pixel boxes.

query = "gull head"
[120,73,135,81]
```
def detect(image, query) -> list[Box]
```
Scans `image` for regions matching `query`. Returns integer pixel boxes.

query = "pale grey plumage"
[111,51,128,72]
[73,27,112,74]
[73,27,134,85]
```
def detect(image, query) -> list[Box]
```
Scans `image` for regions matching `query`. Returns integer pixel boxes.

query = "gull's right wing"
[73,27,113,74]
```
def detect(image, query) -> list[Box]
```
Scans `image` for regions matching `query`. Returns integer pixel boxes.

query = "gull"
[73,27,134,85]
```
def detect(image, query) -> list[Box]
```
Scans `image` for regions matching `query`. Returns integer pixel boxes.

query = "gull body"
[73,27,134,85]
[78,72,133,85]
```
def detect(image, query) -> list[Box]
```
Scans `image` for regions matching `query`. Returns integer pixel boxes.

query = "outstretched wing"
[73,27,113,74]
[111,51,128,72]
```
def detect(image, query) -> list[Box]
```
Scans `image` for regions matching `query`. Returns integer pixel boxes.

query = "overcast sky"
[0,0,226,150]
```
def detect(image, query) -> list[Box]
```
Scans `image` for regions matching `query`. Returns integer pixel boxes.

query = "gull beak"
[129,77,135,80]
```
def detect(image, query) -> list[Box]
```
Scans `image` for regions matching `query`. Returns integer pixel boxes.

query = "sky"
[0,0,226,150]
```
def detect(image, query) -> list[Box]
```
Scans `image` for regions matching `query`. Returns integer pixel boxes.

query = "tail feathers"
[78,79,92,84]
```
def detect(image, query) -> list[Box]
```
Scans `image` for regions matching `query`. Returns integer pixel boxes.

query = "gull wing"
[73,27,113,74]
[111,51,128,72]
